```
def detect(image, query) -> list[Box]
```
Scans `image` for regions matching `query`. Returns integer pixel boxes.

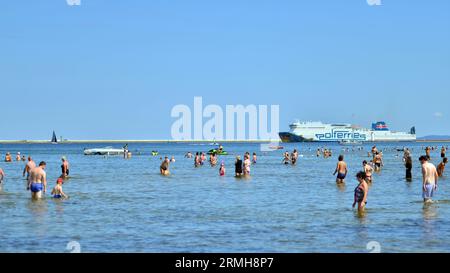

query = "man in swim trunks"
[437,157,448,177]
[333,155,348,184]
[27,161,47,199]
[374,152,383,171]
[160,157,170,176]
[420,156,439,203]
[61,156,70,178]
[363,160,373,183]
[23,156,36,181]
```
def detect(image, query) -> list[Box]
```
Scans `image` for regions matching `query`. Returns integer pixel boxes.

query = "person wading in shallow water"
[420,156,439,203]
[353,171,369,212]
[405,155,413,181]
[333,155,348,184]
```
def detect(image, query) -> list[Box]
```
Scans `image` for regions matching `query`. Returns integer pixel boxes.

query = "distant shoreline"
[1,139,450,144]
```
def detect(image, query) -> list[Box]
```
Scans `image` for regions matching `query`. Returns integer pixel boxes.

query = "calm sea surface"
[0,142,449,253]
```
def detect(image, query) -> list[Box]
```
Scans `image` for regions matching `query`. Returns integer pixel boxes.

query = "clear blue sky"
[1,0,449,140]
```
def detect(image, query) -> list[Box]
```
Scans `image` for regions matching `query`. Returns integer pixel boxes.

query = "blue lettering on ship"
[315,130,367,141]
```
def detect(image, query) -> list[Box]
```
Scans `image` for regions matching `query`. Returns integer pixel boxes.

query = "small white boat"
[339,139,363,146]
[84,147,125,156]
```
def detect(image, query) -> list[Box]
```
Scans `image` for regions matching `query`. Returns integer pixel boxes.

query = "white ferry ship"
[279,121,416,142]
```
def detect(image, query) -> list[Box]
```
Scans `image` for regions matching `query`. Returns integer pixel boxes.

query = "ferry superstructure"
[279,121,416,142]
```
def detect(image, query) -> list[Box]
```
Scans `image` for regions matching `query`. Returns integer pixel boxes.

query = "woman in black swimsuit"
[235,156,243,177]
[353,171,369,212]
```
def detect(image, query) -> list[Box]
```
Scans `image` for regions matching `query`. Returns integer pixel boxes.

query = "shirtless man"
[23,156,36,181]
[420,156,439,203]
[441,147,446,159]
[291,149,298,165]
[27,161,47,199]
[333,155,348,184]
[437,158,448,177]
[160,157,170,176]
[374,152,383,171]
[363,160,373,183]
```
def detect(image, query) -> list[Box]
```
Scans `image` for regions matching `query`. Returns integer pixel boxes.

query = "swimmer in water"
[160,156,171,176]
[437,157,448,177]
[21,155,26,161]
[441,147,446,159]
[317,149,321,157]
[210,153,217,166]
[219,162,226,176]
[353,171,369,212]
[51,178,68,199]
[16,152,21,161]
[420,156,439,203]
[23,156,36,181]
[333,155,348,184]
[201,153,206,165]
[252,153,257,164]
[27,161,47,200]
[170,156,176,163]
[185,152,193,159]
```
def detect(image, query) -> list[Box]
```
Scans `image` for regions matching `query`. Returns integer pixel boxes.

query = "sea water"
[0,142,449,253]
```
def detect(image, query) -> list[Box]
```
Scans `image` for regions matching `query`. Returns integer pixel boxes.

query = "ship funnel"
[410,127,416,135]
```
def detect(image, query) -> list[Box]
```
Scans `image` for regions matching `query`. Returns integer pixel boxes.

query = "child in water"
[51,178,68,199]
[219,162,226,176]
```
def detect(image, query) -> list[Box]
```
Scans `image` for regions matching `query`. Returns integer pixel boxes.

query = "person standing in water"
[291,149,298,165]
[243,154,251,176]
[23,156,36,181]
[353,171,369,212]
[282,152,291,165]
[16,152,21,161]
[425,146,431,160]
[437,158,448,177]
[210,153,217,166]
[374,152,383,171]
[252,153,257,164]
[441,147,446,159]
[160,157,170,176]
[27,161,47,199]
[405,155,413,181]
[420,156,439,203]
[235,156,243,177]
[61,156,70,179]
[363,160,373,183]
[333,155,348,184]
[5,152,12,162]
[194,152,201,167]
[219,162,226,176]
[0,168,5,186]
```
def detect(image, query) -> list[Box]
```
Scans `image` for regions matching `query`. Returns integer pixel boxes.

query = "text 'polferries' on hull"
[279,121,416,142]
